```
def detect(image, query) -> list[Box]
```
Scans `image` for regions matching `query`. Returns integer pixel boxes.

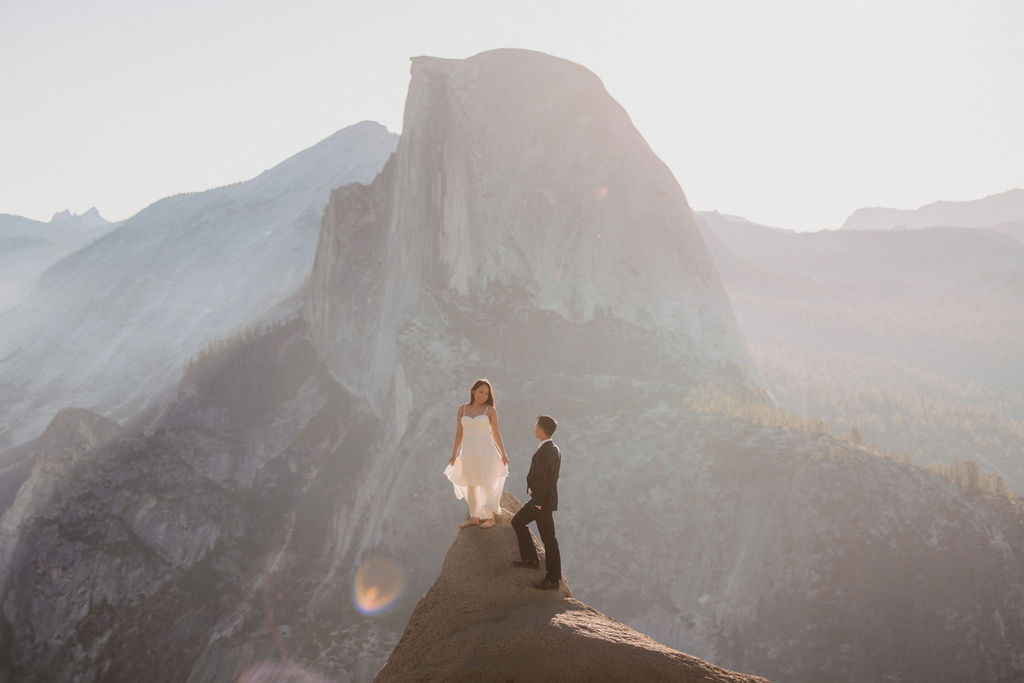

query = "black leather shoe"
[532,578,560,590]
[512,558,540,569]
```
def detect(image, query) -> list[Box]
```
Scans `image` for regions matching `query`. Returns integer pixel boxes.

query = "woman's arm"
[449,405,465,466]
[488,406,510,466]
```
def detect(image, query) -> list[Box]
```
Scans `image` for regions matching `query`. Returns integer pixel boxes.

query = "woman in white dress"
[444,378,510,529]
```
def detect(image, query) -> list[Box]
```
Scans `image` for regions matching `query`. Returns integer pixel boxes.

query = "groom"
[511,415,562,590]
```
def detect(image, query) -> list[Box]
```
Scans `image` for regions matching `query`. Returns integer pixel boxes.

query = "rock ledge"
[375,493,769,682]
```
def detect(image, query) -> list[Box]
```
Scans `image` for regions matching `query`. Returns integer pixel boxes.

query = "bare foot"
[458,517,481,529]
[479,519,495,529]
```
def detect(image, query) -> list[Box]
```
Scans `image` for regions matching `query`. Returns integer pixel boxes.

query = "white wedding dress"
[444,414,509,519]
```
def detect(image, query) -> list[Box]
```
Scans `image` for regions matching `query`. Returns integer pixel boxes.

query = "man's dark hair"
[537,415,558,437]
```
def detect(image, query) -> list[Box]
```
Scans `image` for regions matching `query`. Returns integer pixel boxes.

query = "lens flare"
[236,661,331,683]
[353,557,403,615]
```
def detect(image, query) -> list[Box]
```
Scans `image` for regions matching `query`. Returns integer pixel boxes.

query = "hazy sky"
[2,0,1022,231]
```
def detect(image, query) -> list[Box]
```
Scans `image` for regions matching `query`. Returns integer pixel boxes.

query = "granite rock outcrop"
[376,492,769,683]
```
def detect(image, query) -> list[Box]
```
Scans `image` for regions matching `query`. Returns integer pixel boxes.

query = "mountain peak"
[246,120,398,192]
[307,49,757,415]
[394,47,726,314]
[376,493,768,682]
[410,48,605,88]
[48,207,109,228]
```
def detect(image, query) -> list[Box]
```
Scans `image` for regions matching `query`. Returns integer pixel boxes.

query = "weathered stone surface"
[306,49,758,421]
[0,408,124,591]
[377,492,768,683]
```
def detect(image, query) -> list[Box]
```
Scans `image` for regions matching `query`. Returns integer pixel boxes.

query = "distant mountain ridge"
[1,206,110,235]
[841,188,1024,232]
[0,208,115,314]
[699,209,1024,493]
[0,121,398,450]
[48,207,109,229]
[700,210,1024,287]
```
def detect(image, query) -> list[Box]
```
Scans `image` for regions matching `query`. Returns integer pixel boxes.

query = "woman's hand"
[501,452,509,466]
[450,405,464,469]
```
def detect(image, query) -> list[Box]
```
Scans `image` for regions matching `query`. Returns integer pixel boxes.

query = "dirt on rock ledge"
[375,493,769,682]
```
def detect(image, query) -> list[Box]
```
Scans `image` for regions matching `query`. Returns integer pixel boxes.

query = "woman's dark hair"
[469,379,495,406]
[536,415,557,437]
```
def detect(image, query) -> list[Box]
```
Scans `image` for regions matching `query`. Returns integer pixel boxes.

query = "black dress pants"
[511,499,561,583]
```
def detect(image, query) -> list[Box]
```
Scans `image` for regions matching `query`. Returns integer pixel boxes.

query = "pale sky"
[2,0,1022,231]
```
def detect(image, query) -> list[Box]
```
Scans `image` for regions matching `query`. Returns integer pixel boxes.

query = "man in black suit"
[511,415,562,590]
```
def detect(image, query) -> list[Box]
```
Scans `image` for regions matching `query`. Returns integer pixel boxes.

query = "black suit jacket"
[526,440,560,511]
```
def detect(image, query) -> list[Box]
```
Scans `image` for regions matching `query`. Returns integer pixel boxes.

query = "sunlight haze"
[2,0,1021,230]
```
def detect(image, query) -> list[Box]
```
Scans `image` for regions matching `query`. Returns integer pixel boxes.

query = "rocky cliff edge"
[375,492,769,682]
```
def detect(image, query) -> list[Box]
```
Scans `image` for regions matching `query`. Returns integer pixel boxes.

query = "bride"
[444,378,510,529]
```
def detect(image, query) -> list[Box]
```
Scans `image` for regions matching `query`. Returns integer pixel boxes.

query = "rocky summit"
[306,48,757,422]
[376,492,768,683]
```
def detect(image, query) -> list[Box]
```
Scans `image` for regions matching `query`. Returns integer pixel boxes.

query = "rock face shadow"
[376,493,769,682]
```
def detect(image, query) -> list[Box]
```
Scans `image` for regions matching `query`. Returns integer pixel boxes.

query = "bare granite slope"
[306,49,758,421]
[0,121,397,451]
